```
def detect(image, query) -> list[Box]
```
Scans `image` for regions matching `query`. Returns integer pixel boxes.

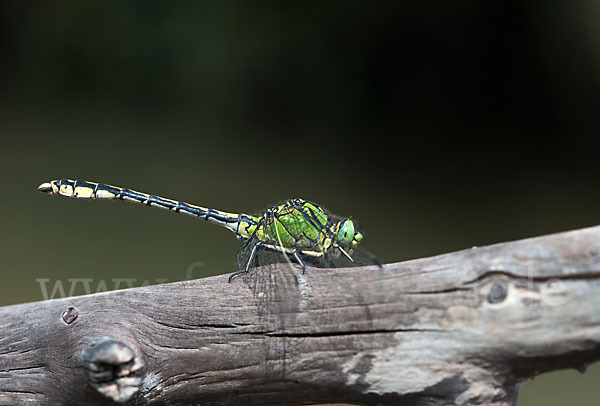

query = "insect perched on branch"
[38,179,381,282]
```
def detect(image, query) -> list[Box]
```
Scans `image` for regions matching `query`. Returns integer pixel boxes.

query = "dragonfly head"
[336,218,363,250]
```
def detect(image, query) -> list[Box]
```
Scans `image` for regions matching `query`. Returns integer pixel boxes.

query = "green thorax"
[244,199,333,252]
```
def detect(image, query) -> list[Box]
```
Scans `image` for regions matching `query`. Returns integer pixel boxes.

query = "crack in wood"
[463,269,600,285]
[0,365,45,373]
[236,328,445,338]
[0,389,44,395]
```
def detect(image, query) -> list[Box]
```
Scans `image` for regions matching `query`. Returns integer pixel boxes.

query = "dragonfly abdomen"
[38,178,246,233]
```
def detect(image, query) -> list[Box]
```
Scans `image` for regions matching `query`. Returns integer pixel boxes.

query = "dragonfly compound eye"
[337,219,355,247]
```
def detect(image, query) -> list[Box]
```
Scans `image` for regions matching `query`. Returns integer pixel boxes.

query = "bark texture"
[2,226,600,405]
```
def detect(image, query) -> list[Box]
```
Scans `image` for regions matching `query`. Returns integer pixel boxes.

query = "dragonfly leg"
[228,243,264,283]
[293,251,307,274]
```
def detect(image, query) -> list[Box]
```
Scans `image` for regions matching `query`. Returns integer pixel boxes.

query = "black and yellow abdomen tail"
[38,178,257,237]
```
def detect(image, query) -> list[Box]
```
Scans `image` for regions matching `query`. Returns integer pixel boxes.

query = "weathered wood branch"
[2,226,600,405]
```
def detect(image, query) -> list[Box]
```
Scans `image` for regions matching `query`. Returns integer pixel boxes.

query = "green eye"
[337,219,355,246]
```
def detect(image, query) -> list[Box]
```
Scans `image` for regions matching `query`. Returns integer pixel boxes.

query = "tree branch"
[2,226,600,405]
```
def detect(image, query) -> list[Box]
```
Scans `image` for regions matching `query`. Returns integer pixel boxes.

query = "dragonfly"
[38,179,381,282]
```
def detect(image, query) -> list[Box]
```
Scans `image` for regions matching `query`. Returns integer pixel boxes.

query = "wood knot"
[488,281,508,304]
[61,306,78,324]
[81,337,144,403]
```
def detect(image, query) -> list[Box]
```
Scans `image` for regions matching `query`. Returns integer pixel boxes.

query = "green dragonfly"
[38,179,380,281]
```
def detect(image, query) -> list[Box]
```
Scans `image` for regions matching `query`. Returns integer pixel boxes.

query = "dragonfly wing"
[321,246,382,268]
[235,232,292,272]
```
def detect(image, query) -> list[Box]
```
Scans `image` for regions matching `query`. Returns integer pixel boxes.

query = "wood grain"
[2,226,600,405]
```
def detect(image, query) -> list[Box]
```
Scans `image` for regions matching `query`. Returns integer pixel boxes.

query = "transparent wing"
[233,218,300,281]
[231,201,380,282]
[341,246,382,267]
[235,232,288,272]
[303,246,381,269]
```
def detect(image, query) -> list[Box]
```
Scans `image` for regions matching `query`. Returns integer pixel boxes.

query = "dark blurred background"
[1,1,599,404]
